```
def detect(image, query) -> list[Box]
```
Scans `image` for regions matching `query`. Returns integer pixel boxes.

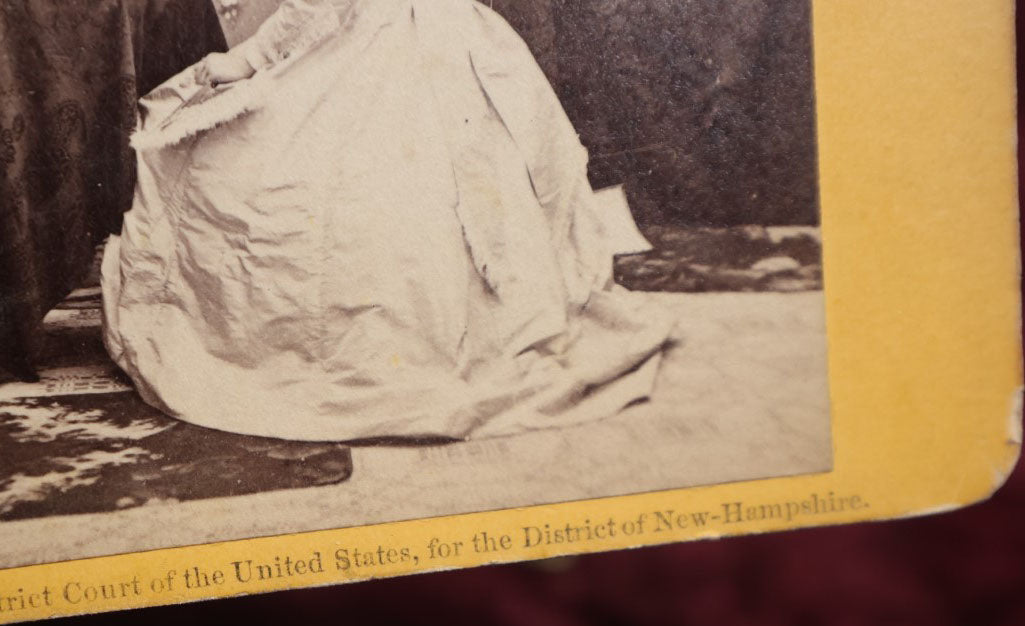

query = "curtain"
[0,0,227,378]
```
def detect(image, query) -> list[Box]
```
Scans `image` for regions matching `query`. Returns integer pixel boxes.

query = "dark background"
[502,0,818,228]
[23,2,1025,624]
[474,0,818,228]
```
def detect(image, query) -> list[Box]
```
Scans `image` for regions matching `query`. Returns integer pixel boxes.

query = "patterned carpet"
[616,225,821,292]
[0,251,353,521]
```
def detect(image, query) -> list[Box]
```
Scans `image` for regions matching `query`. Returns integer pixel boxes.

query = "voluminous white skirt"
[102,0,675,441]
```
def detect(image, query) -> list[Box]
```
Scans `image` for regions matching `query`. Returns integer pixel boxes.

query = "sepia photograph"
[0,0,830,568]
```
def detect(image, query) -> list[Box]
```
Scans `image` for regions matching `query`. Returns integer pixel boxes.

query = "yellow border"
[0,0,1020,621]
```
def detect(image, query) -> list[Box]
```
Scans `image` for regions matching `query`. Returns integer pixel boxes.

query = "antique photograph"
[0,0,830,567]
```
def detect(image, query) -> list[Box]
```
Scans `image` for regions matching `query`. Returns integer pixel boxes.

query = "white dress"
[101,0,674,441]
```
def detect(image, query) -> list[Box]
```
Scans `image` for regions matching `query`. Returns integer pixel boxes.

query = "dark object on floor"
[616,226,822,292]
[0,393,353,521]
[0,0,228,380]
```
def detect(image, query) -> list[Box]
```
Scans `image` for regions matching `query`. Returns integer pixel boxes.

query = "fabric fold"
[102,0,676,441]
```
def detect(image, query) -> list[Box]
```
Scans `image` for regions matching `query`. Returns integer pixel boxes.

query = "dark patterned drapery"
[0,0,226,378]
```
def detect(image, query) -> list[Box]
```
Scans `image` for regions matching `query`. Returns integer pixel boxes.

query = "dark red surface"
[45,3,1025,625]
